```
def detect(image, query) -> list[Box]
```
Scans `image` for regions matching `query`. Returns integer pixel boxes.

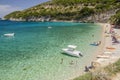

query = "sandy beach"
[92,23,120,80]
[92,23,120,68]
[71,22,120,80]
[70,23,110,80]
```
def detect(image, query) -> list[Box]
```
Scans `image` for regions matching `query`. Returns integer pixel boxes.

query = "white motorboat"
[62,45,83,57]
[4,33,15,37]
[48,26,52,29]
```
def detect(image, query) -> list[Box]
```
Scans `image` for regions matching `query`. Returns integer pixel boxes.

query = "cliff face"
[4,0,120,22]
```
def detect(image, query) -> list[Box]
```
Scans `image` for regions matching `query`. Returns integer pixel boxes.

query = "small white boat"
[48,26,52,29]
[62,45,83,57]
[4,33,15,37]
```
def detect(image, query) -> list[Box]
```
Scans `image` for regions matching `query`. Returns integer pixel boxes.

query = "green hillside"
[4,0,120,22]
[110,10,120,25]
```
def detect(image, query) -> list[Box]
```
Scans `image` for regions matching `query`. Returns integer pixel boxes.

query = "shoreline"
[95,23,106,57]
[72,22,120,80]
[93,23,120,67]
[4,19,94,23]
[69,23,105,80]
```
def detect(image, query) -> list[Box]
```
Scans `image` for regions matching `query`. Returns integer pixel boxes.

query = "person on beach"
[89,62,95,69]
[69,60,74,65]
[84,66,89,72]
[98,41,101,45]
[112,35,119,43]
[93,41,100,46]
[105,25,108,33]
[110,27,115,34]
[60,58,63,64]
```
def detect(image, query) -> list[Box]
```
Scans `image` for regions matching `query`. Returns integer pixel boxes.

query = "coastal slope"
[4,0,120,22]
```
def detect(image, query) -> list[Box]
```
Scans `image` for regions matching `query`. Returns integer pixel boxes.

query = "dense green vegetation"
[52,0,116,6]
[110,10,120,25]
[4,0,120,22]
[105,59,120,75]
[73,73,92,80]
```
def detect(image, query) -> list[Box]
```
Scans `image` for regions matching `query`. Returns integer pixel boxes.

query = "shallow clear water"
[0,20,102,80]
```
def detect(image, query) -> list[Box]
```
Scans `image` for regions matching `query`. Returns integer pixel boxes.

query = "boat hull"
[62,49,82,57]
[4,33,14,37]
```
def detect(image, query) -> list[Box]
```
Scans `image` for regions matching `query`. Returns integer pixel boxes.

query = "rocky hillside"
[4,0,120,22]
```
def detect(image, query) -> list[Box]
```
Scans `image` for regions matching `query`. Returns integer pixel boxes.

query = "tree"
[79,7,94,18]
[110,12,120,25]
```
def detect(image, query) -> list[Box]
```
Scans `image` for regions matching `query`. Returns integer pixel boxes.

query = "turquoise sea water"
[0,20,102,80]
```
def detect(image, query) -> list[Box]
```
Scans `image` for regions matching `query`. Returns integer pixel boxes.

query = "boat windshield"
[68,45,77,49]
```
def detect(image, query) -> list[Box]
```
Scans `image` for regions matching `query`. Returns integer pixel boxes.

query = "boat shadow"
[90,43,98,46]
[61,52,81,58]
[1,35,15,39]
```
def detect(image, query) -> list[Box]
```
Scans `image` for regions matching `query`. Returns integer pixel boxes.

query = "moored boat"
[62,45,83,57]
[4,33,15,37]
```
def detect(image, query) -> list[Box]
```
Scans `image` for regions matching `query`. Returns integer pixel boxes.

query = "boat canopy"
[68,45,77,49]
